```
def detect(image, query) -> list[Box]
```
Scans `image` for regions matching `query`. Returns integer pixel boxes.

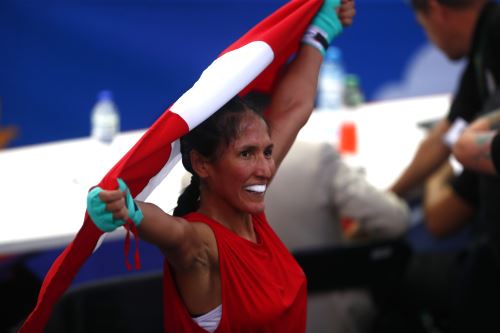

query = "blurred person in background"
[389,0,500,198]
[373,162,479,333]
[378,117,500,331]
[380,2,500,331]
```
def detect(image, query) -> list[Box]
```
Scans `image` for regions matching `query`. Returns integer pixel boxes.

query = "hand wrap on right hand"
[87,178,143,232]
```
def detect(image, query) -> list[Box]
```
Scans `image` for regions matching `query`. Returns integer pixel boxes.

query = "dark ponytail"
[173,175,200,217]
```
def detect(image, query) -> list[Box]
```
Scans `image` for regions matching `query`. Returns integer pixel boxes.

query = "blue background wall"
[1,0,432,148]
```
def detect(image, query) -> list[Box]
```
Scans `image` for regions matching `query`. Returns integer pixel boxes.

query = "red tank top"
[162,212,307,332]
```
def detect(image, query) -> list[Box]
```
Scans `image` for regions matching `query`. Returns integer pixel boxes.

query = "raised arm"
[266,45,323,168]
[266,0,355,169]
[389,118,452,197]
[423,164,476,238]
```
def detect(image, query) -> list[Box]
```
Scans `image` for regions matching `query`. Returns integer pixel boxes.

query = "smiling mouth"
[244,184,267,193]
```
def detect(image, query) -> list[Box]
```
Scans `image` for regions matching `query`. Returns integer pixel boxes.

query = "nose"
[255,154,274,179]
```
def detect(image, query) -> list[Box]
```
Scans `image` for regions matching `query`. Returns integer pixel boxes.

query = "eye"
[264,146,273,159]
[240,150,251,158]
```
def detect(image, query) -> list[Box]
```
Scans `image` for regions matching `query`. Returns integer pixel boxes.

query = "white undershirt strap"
[192,304,222,333]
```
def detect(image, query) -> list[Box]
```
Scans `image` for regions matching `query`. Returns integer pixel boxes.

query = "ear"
[190,150,211,178]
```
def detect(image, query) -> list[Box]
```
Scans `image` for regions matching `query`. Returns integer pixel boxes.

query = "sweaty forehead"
[237,113,270,137]
[214,111,271,158]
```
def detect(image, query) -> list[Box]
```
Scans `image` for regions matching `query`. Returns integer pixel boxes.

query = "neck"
[197,193,257,243]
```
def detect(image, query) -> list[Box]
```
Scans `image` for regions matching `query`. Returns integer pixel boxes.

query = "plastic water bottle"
[343,74,365,109]
[90,90,120,144]
[316,46,345,111]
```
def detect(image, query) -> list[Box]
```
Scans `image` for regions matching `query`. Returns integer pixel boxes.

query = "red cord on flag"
[124,219,141,271]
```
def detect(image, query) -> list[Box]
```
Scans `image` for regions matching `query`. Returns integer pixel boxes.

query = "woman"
[87,1,355,331]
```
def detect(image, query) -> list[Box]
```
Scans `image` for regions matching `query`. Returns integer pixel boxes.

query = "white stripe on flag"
[170,41,274,129]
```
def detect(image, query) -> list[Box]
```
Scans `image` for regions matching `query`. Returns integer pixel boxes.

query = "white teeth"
[245,184,266,193]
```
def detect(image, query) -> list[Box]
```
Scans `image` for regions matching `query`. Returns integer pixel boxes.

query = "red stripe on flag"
[223,0,321,96]
[19,111,189,333]
[100,111,189,195]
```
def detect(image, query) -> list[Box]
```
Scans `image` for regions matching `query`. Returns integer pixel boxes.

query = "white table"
[299,94,451,189]
[0,94,451,255]
[0,130,187,254]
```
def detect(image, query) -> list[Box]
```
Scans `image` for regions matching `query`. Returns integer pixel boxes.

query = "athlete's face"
[204,112,275,215]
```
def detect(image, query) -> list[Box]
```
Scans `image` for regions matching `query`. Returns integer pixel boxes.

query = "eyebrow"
[237,142,274,151]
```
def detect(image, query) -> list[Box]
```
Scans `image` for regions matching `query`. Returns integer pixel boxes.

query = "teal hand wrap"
[311,0,343,43]
[87,178,143,232]
[87,186,116,232]
[117,178,143,227]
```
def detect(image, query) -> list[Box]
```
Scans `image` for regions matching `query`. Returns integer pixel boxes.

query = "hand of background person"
[452,113,499,174]
[338,0,356,27]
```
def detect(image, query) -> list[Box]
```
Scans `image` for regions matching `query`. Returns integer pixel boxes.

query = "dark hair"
[409,0,480,12]
[173,95,268,217]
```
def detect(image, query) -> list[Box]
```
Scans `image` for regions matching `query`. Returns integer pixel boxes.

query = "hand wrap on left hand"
[302,0,343,55]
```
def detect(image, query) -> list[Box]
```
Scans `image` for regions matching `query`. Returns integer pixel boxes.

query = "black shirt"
[451,169,479,207]
[447,1,500,123]
[491,132,500,174]
[447,2,500,262]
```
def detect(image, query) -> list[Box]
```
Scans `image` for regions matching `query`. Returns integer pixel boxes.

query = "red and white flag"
[20,1,322,331]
